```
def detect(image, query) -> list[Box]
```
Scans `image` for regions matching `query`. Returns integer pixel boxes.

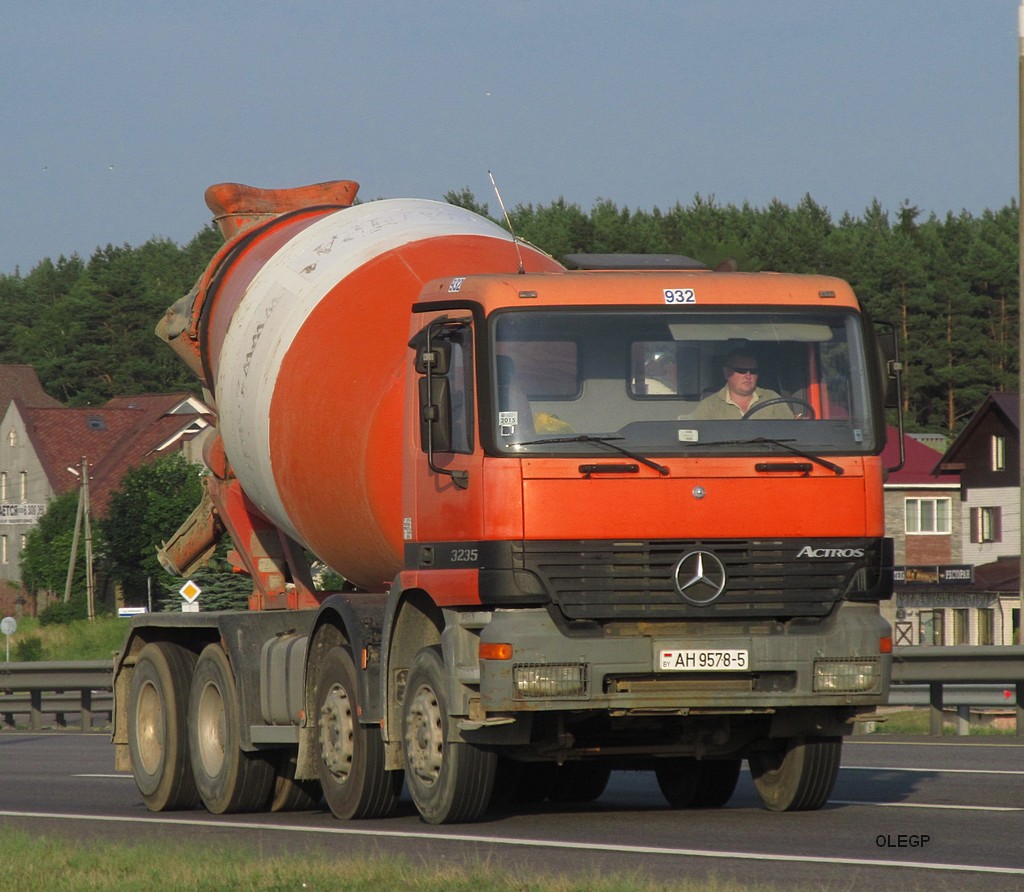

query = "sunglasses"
[728,365,759,375]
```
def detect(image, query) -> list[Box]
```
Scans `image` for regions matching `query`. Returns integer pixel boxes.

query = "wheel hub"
[319,683,355,781]
[195,680,226,776]
[405,683,443,786]
[135,680,164,775]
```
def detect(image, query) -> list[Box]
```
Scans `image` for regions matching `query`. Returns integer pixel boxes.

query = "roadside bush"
[38,596,88,626]
[13,636,43,661]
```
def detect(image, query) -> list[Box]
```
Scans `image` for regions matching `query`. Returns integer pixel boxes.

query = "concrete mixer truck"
[111,178,900,824]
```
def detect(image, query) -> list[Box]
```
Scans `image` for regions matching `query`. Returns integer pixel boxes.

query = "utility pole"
[82,456,95,622]
[1018,2,1024,643]
[63,464,84,605]
[63,456,95,620]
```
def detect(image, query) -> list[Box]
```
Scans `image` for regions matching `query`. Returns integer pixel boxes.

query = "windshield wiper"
[514,435,670,476]
[690,437,845,476]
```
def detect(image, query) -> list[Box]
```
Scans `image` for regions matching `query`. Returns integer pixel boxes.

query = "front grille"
[517,539,869,620]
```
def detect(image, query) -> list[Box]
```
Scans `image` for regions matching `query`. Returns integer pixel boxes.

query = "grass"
[4,614,127,661]
[871,706,1017,736]
[0,827,774,892]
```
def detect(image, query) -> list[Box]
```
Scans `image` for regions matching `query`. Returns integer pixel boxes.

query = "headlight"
[813,658,881,693]
[513,662,588,699]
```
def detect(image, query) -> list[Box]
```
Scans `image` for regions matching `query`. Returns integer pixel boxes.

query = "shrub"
[38,597,88,626]
[13,636,43,661]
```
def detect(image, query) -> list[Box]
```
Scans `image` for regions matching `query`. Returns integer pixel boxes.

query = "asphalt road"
[0,733,1021,890]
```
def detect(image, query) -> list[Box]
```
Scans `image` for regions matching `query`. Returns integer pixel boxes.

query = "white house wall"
[0,401,55,586]
[960,485,1020,566]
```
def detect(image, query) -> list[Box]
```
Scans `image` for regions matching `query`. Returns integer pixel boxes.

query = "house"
[0,391,212,611]
[0,365,62,410]
[930,392,1021,645]
[881,427,969,645]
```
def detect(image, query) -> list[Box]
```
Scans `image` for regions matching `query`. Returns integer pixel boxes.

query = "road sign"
[179,580,201,603]
[2,615,15,662]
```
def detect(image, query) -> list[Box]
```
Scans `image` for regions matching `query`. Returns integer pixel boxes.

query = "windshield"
[490,308,879,457]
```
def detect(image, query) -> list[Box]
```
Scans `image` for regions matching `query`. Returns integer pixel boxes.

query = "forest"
[0,191,1017,434]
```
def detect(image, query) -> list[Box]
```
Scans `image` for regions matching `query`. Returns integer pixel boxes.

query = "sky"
[0,1,1020,275]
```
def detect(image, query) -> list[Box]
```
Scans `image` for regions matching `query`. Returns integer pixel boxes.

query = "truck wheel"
[748,736,841,812]
[489,756,524,808]
[549,763,612,803]
[656,758,741,808]
[403,646,496,824]
[269,750,322,812]
[188,643,274,814]
[512,762,559,804]
[128,641,199,812]
[316,645,401,819]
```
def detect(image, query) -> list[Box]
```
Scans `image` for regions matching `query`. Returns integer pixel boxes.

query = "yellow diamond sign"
[179,580,202,603]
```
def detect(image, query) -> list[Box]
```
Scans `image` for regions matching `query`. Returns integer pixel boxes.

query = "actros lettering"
[796,545,866,559]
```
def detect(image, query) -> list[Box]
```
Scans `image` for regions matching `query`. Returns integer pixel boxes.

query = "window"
[0,472,6,501]
[905,497,951,534]
[977,609,994,646]
[952,608,970,644]
[446,335,473,454]
[970,506,1002,543]
[19,471,27,502]
[918,609,944,645]
[1,536,7,565]
[497,339,579,399]
[992,435,1006,471]
[6,429,15,447]
[632,341,680,396]
[490,307,878,456]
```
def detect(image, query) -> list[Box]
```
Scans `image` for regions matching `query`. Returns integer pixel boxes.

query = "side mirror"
[877,325,903,409]
[419,376,453,453]
[410,315,471,489]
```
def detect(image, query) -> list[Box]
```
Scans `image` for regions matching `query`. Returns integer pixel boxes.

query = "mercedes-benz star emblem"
[672,550,727,605]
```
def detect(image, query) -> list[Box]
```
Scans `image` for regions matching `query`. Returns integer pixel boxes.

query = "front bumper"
[478,601,891,715]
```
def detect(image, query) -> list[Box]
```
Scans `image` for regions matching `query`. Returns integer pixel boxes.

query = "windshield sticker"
[663,288,696,304]
[498,411,519,437]
[678,429,699,442]
[449,277,465,292]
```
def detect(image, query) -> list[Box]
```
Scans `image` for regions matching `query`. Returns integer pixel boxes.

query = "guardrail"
[0,661,113,732]
[890,644,1024,736]
[0,646,1021,735]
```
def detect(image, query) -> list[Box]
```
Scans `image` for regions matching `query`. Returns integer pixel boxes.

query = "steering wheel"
[742,397,816,420]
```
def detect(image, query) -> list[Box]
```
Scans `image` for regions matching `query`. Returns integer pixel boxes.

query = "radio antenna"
[488,170,525,273]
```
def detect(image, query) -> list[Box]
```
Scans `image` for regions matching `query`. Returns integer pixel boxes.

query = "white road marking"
[831,800,1022,812]
[71,774,134,779]
[0,810,1020,877]
[842,766,1024,776]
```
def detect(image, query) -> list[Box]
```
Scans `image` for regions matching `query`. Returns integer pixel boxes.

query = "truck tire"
[188,643,274,814]
[655,758,741,808]
[402,645,496,824]
[316,645,401,819]
[748,736,841,812]
[127,641,200,812]
[269,750,322,812]
[511,762,559,804]
[548,763,612,803]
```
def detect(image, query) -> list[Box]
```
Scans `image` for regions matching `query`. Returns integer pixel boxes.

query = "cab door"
[404,316,486,606]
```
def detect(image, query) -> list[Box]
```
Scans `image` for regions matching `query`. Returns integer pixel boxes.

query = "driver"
[691,349,794,420]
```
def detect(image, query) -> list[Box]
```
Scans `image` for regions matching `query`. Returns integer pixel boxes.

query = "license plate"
[658,649,749,671]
